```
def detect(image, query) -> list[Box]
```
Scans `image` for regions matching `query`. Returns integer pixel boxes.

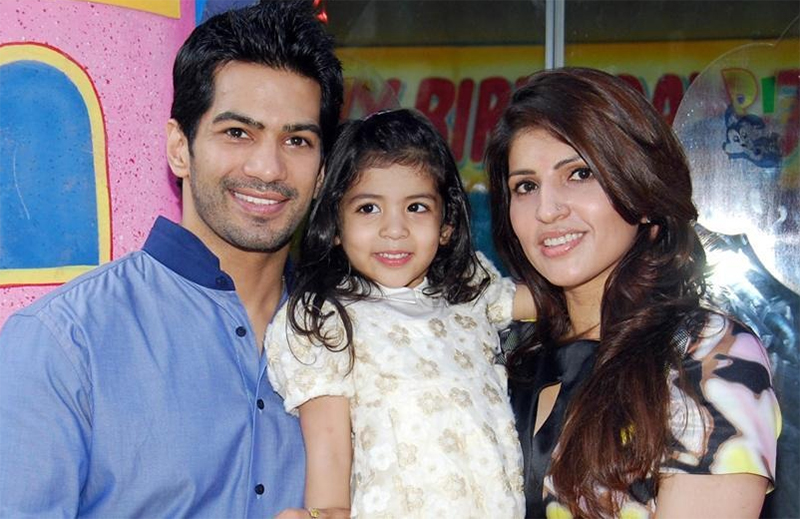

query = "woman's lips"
[540,231,584,257]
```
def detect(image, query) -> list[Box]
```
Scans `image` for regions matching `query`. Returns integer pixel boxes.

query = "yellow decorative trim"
[0,266,96,286]
[78,0,180,19]
[0,43,111,285]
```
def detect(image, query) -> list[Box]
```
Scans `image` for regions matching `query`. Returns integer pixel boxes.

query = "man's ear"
[439,224,453,246]
[166,119,191,180]
[314,165,325,198]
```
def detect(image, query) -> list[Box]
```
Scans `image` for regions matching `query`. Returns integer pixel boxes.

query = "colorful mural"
[0,0,193,322]
[0,42,111,285]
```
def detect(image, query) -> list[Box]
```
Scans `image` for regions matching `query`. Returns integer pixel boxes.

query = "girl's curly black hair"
[288,108,489,363]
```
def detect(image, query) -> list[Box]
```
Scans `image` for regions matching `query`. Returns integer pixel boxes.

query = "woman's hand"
[274,507,350,519]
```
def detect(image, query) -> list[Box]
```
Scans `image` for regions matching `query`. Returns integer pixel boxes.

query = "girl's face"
[507,129,638,303]
[337,163,450,289]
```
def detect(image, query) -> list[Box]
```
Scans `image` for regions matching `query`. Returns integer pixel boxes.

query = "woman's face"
[507,129,639,302]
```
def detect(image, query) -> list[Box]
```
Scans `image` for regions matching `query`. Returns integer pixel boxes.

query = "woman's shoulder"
[684,313,773,381]
[666,312,780,486]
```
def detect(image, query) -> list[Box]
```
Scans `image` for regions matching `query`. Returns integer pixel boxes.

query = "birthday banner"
[339,40,798,187]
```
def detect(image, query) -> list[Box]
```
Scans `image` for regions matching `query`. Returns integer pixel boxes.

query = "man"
[0,2,343,517]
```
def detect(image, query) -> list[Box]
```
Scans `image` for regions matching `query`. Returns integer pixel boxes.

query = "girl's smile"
[337,163,449,289]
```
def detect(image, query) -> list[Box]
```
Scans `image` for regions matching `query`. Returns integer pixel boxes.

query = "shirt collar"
[375,278,432,304]
[142,216,235,291]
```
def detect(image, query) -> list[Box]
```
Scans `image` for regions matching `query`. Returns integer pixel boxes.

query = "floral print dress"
[266,257,525,518]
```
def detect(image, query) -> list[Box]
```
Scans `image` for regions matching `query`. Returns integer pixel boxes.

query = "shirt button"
[236,326,247,337]
[254,483,265,495]
[257,399,265,410]
[215,276,227,288]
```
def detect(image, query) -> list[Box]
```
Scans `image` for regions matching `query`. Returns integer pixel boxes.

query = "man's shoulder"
[10,250,158,321]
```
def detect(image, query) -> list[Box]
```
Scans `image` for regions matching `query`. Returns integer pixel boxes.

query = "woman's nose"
[535,184,569,222]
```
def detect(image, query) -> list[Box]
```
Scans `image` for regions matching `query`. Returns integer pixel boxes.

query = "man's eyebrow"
[212,111,265,129]
[284,122,321,137]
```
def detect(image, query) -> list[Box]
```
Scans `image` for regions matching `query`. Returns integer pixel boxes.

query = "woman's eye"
[569,167,593,181]
[512,180,537,194]
[357,203,378,214]
[407,202,429,213]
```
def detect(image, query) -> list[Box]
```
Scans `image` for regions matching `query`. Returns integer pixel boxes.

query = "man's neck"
[218,246,289,353]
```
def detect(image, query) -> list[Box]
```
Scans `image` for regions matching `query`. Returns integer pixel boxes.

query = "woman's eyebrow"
[508,155,583,177]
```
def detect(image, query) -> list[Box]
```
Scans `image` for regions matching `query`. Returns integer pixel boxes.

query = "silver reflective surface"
[674,39,799,295]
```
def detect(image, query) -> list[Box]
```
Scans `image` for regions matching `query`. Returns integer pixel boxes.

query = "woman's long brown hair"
[485,67,708,517]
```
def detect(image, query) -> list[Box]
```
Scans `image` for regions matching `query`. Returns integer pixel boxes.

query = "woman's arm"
[655,473,768,519]
[300,395,353,508]
[512,283,537,321]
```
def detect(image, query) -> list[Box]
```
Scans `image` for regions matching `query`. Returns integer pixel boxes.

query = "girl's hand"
[274,507,350,519]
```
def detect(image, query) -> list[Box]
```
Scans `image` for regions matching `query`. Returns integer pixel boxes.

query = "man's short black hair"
[170,0,343,155]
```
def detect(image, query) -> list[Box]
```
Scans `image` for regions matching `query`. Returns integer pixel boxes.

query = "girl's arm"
[300,395,353,508]
[512,283,536,321]
[655,473,768,518]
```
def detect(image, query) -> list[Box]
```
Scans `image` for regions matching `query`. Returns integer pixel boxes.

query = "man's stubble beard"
[189,168,307,254]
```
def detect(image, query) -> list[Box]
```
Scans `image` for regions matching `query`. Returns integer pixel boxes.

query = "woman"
[486,67,780,519]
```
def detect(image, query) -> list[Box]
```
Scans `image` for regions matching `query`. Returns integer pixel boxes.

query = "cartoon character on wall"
[723,105,782,169]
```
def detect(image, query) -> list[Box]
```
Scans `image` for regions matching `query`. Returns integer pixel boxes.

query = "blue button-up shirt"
[0,217,305,518]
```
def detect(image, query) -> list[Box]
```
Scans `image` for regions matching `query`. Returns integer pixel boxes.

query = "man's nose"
[242,139,286,181]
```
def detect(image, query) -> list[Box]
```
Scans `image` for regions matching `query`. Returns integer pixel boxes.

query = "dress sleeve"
[662,315,780,488]
[265,302,355,416]
[474,251,516,330]
[0,312,91,517]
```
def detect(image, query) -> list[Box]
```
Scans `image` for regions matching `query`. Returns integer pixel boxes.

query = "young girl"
[267,109,534,518]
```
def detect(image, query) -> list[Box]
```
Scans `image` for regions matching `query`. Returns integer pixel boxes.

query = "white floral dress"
[266,258,525,518]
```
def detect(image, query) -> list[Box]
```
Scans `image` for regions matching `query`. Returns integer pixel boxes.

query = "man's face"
[168,61,323,255]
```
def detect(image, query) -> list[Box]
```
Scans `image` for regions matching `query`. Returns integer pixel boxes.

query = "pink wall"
[0,0,194,324]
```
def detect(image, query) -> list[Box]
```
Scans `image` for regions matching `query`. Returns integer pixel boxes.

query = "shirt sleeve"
[266,303,355,415]
[474,251,516,330]
[662,315,780,488]
[0,312,91,517]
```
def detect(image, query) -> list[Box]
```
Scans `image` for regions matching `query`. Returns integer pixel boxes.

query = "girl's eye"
[569,167,593,181]
[356,203,378,214]
[511,179,538,195]
[407,202,429,213]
